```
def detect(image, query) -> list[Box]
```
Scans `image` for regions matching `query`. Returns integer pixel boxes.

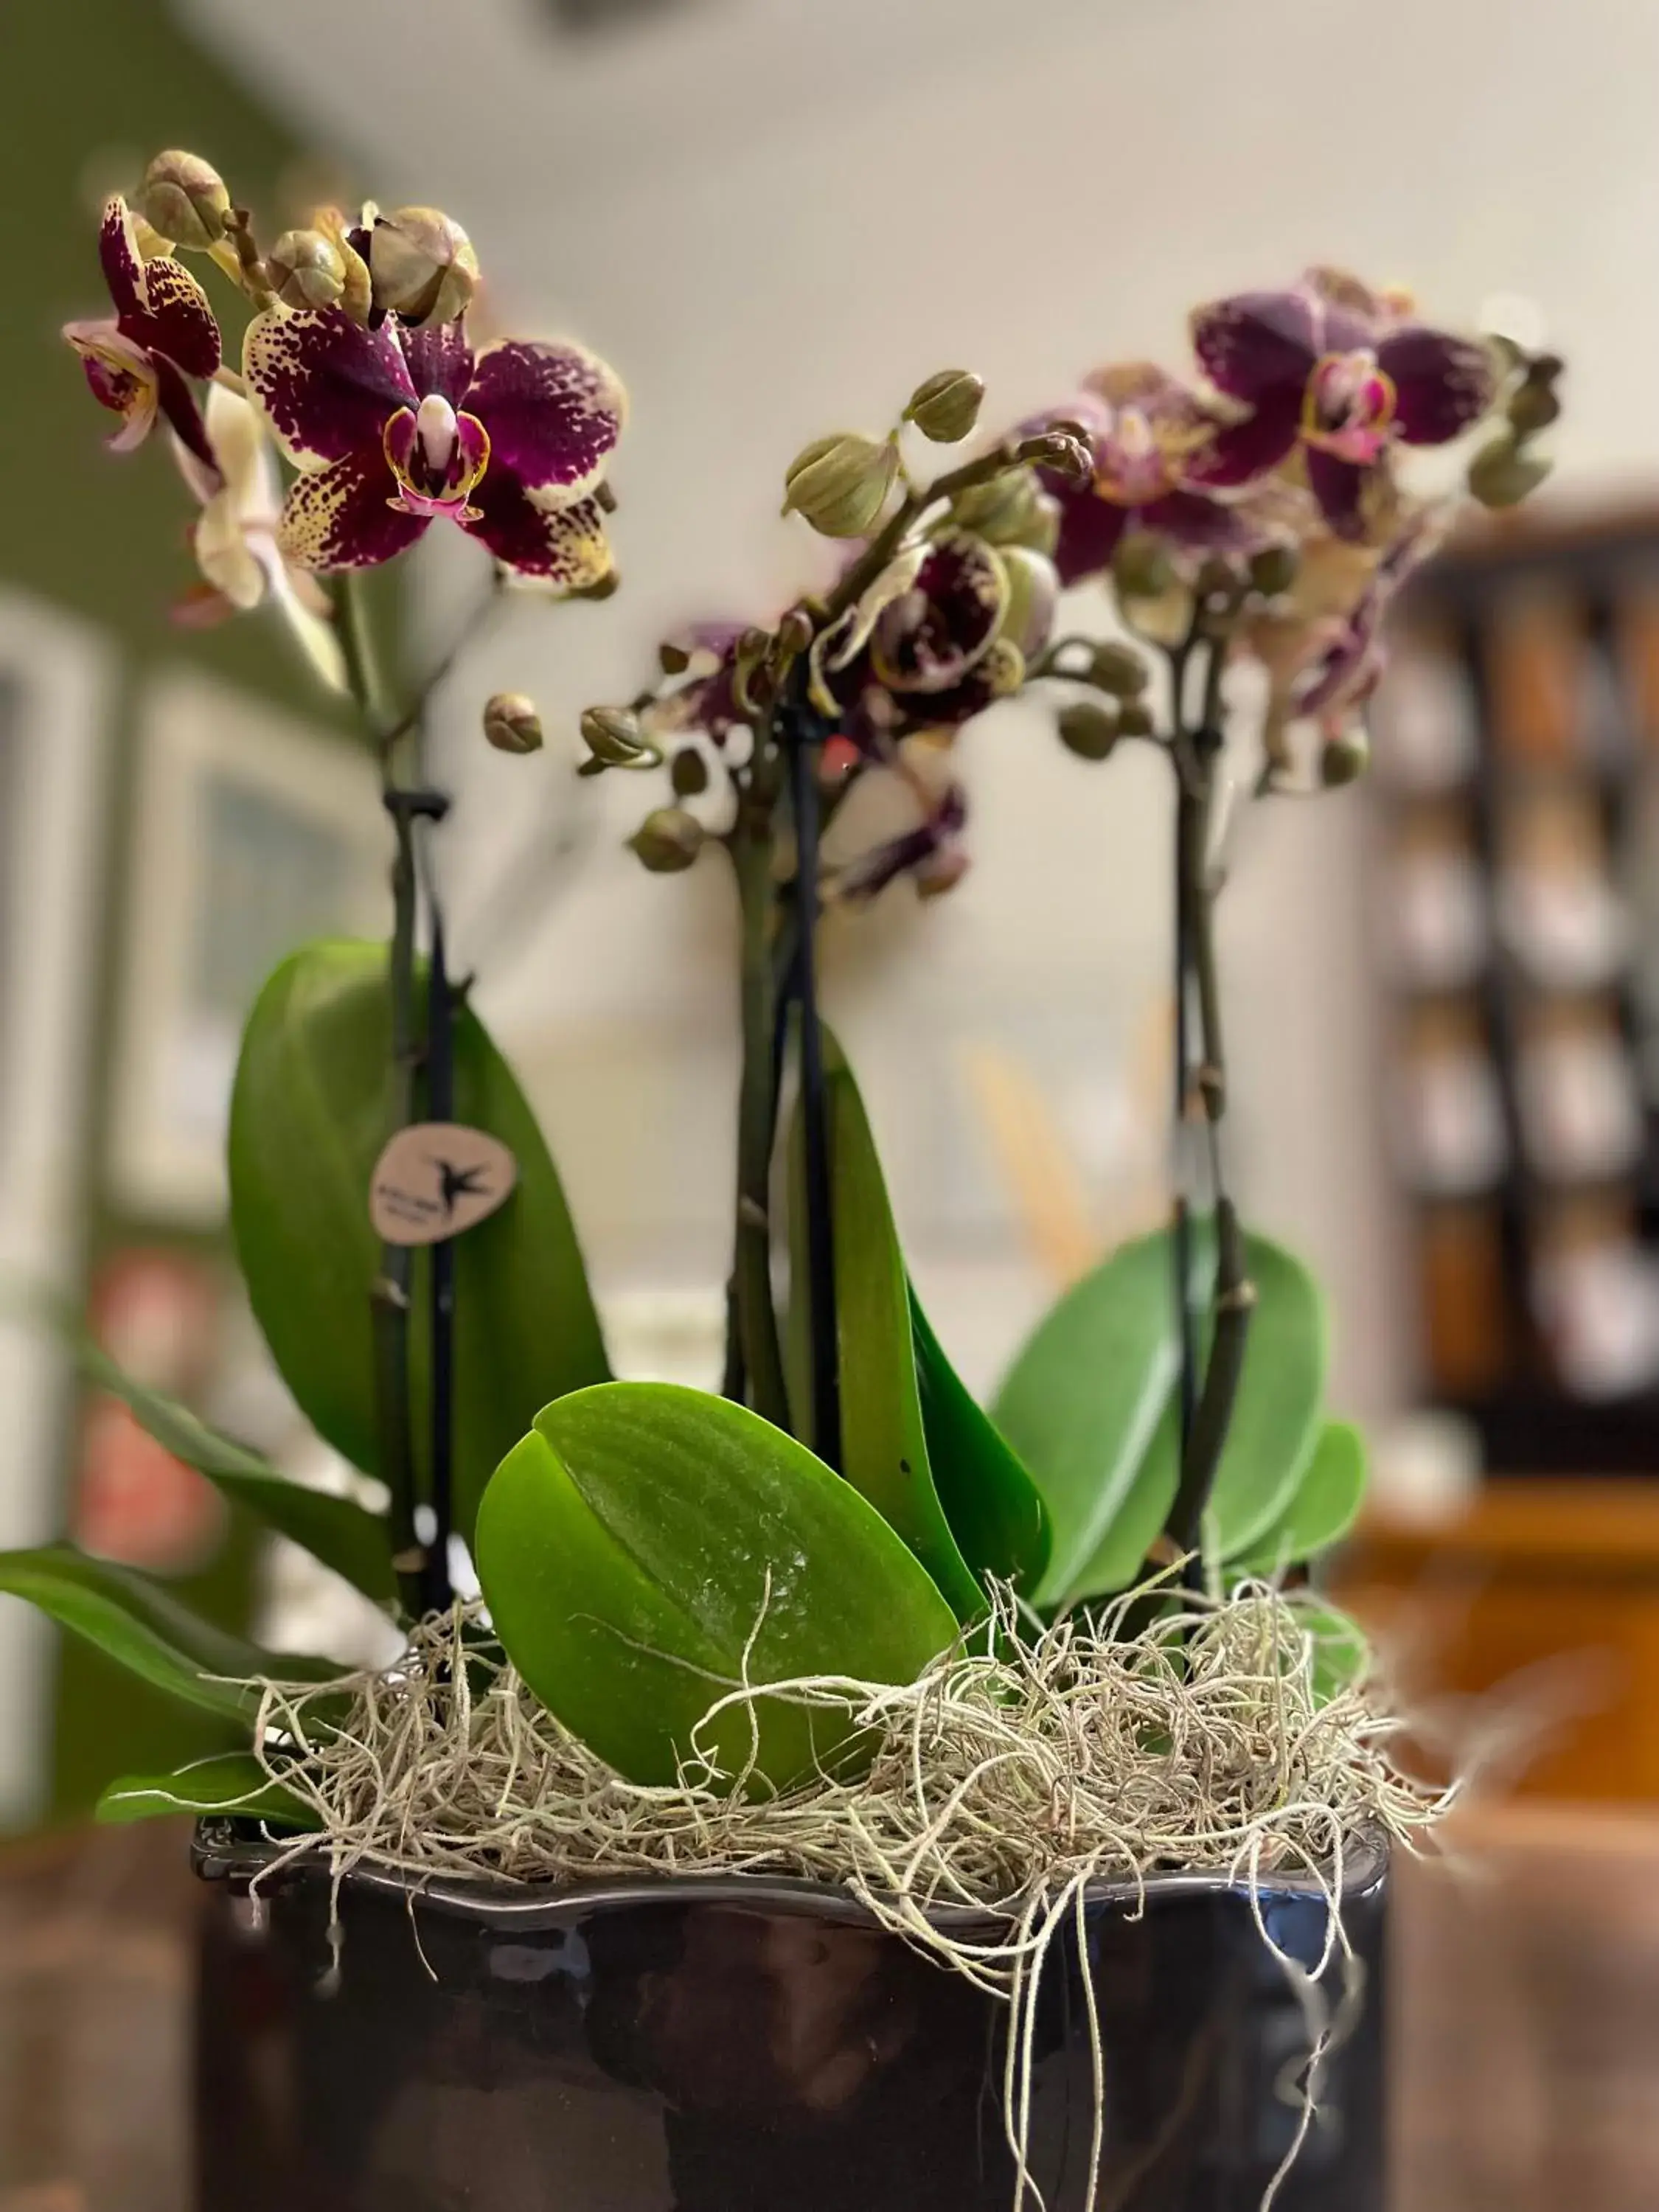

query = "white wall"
[184,0,1659,1417]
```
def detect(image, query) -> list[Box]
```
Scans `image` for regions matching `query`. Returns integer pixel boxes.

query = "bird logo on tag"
[369,1123,518,1245]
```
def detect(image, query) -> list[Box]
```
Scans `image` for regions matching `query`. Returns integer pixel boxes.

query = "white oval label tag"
[369,1124,518,1246]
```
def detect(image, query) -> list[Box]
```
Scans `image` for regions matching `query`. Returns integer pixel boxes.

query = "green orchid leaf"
[999,1225,1327,1608]
[0,1546,338,1720]
[1291,1598,1371,1706]
[1229,1420,1367,1577]
[97,1751,313,1829]
[1200,1234,1328,1558]
[474,1382,959,1790]
[229,939,610,1543]
[908,1287,1050,1593]
[787,1036,982,1623]
[78,1342,394,1605]
[991,1228,1186,1607]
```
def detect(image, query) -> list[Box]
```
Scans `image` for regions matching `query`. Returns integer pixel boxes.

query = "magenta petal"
[400,320,476,407]
[1049,483,1129,585]
[1304,448,1371,540]
[461,473,613,587]
[463,339,625,501]
[1191,290,1315,402]
[246,310,416,469]
[1140,488,1254,551]
[872,535,1006,694]
[153,356,218,476]
[127,254,221,378]
[1377,325,1495,445]
[97,198,144,320]
[277,446,428,571]
[1184,401,1298,490]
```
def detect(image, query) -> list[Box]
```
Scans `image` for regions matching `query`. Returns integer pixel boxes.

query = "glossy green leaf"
[1000,1226,1328,1608]
[97,1751,313,1829]
[474,1382,959,1789]
[0,1546,337,1720]
[991,1228,1183,1607]
[908,1287,1050,1593]
[1229,1421,1366,1577]
[787,1038,982,1621]
[229,939,610,1543]
[1201,1235,1328,1558]
[79,1341,394,1604]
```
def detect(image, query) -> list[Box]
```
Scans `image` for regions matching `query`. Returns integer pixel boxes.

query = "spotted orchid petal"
[465,338,625,506]
[871,533,1008,695]
[1191,289,1318,404]
[1048,480,1130,585]
[245,307,416,470]
[462,478,613,589]
[99,199,220,379]
[1184,401,1299,489]
[276,447,428,571]
[400,321,476,407]
[1376,325,1496,445]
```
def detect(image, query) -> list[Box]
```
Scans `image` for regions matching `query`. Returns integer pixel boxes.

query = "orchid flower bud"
[1321,724,1371,787]
[580,704,658,768]
[782,433,899,539]
[904,369,985,445]
[265,227,349,311]
[368,206,479,326]
[629,807,705,873]
[1086,640,1151,697]
[950,467,1060,555]
[670,748,709,796]
[1467,431,1551,509]
[134,150,230,249]
[483,692,543,754]
[1057,701,1120,762]
[1248,543,1301,599]
[1113,530,1176,602]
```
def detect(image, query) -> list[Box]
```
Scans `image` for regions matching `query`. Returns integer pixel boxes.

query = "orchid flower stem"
[726,820,792,1430]
[1160,623,1254,1585]
[333,572,428,1621]
[421,896,457,1619]
[785,712,842,1474]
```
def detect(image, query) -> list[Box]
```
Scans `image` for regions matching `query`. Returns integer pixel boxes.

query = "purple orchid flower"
[1189,269,1495,540]
[1029,364,1254,585]
[63,198,221,472]
[1290,509,1447,722]
[243,307,625,583]
[646,622,753,746]
[813,532,1046,752]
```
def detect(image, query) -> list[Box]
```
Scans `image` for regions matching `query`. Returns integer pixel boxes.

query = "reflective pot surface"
[193,1829,1386,2212]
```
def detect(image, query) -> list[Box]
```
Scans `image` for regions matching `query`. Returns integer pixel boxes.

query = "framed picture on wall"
[108,667,388,1225]
[0,588,114,1827]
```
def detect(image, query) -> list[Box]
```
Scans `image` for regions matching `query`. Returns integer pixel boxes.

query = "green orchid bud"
[629,807,705,873]
[1248,543,1301,599]
[1018,427,1093,484]
[134,150,230,249]
[670,747,709,797]
[1057,701,1120,762]
[782,433,900,538]
[482,692,543,755]
[1087,639,1151,697]
[1117,699,1156,740]
[996,545,1060,658]
[1506,379,1562,437]
[580,705,658,768]
[1321,724,1371,787]
[265,227,349,310]
[658,639,692,675]
[1467,431,1552,509]
[368,206,479,326]
[950,467,1058,554]
[904,369,985,444]
[1113,530,1176,601]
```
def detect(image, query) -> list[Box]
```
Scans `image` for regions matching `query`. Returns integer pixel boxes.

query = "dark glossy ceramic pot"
[192,1826,1387,2212]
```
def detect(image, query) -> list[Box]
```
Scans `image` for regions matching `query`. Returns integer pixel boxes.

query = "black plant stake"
[779,685,841,1474]
[422,880,458,1618]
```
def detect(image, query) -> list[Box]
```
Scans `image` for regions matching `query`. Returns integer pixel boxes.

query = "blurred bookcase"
[1374,504,1659,1471]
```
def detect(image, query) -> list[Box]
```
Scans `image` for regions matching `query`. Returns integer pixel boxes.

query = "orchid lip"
[1301,352,1397,464]
[383,402,491,516]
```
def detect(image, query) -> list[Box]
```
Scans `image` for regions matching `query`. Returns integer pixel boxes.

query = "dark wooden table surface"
[2,1806,1657,2211]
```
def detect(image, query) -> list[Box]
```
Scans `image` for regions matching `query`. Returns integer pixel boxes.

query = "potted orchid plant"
[1,146,1561,2212]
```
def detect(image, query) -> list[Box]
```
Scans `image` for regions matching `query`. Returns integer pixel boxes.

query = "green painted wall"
[0,0,371,1818]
